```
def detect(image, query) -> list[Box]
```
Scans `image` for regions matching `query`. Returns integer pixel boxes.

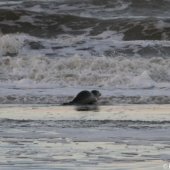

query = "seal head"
[91,90,101,99]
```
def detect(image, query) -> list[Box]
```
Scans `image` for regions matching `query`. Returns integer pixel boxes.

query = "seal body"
[63,90,101,105]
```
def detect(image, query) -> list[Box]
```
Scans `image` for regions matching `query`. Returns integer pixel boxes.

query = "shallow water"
[0,105,170,170]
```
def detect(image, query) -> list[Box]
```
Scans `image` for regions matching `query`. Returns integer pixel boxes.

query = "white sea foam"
[0,34,25,56]
[131,71,155,88]
[1,32,170,59]
[0,55,170,89]
[0,33,170,89]
[0,1,22,5]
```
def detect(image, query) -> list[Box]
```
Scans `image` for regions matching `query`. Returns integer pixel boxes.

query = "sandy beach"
[0,104,170,170]
[0,104,170,120]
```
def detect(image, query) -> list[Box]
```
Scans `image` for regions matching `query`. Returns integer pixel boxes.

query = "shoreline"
[0,104,170,170]
[0,104,170,121]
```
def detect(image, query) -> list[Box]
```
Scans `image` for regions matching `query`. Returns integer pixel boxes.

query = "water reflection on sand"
[0,105,170,170]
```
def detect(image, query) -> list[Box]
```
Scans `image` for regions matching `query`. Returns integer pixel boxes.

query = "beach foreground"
[0,104,170,170]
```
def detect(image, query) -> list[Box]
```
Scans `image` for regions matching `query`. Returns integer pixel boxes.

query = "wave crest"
[0,55,170,88]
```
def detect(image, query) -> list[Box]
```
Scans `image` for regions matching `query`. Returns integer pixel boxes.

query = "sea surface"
[0,0,170,104]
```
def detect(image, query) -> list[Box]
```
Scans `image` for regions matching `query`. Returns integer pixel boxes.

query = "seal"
[63,90,101,105]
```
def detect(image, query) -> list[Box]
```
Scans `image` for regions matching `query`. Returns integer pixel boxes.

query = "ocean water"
[0,0,170,104]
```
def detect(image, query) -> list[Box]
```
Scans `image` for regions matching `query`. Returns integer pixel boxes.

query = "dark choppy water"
[0,0,170,104]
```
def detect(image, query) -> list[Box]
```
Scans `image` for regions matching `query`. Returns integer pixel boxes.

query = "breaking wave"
[0,0,170,104]
[0,55,170,88]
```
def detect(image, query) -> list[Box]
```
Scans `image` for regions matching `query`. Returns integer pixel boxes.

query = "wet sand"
[0,104,170,170]
[0,104,170,120]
